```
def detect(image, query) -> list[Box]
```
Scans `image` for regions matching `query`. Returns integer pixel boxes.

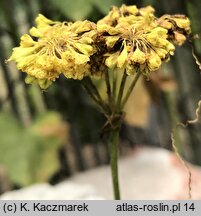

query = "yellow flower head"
[98,4,155,28]
[97,6,176,75]
[97,5,191,76]
[8,14,97,89]
[158,15,191,45]
[7,7,191,87]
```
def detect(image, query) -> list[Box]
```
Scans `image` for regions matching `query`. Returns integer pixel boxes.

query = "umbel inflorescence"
[8,5,190,89]
[7,5,191,200]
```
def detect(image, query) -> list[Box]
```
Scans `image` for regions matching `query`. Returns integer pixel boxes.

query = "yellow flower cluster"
[8,14,96,89]
[158,15,191,45]
[97,5,191,75]
[8,5,191,88]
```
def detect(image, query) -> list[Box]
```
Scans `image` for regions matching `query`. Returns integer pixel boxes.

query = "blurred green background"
[0,0,201,194]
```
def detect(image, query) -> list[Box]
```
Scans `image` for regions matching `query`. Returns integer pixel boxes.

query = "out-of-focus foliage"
[48,0,123,20]
[48,0,92,21]
[92,0,123,14]
[0,112,66,186]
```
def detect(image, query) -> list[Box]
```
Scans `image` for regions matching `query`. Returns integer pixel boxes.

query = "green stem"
[109,129,121,200]
[121,72,141,109]
[82,77,109,113]
[105,70,112,108]
[112,69,117,106]
[117,71,127,111]
[82,83,106,114]
[84,77,105,105]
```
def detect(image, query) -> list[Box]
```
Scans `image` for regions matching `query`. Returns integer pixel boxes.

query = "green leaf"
[48,0,93,20]
[0,112,63,186]
[91,0,123,14]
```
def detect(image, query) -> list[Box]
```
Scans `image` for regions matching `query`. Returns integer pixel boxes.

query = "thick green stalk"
[109,128,121,200]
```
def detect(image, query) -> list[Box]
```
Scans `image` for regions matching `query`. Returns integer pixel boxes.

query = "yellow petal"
[159,20,173,29]
[97,24,108,32]
[20,34,36,47]
[173,17,190,31]
[25,75,38,84]
[16,55,35,69]
[166,42,175,55]
[126,64,135,75]
[140,6,155,15]
[110,7,120,20]
[152,27,168,37]
[29,27,42,37]
[38,79,52,89]
[174,32,186,45]
[105,52,119,69]
[106,36,120,48]
[69,50,89,64]
[147,28,168,43]
[97,24,119,35]
[8,47,35,61]
[36,14,55,27]
[155,48,168,59]
[73,43,94,56]
[117,41,128,68]
[121,5,138,15]
[147,51,161,71]
[79,37,93,44]
[131,48,146,64]
[70,20,95,34]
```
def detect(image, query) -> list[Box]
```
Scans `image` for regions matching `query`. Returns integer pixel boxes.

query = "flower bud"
[73,43,94,56]
[25,75,37,84]
[155,48,168,59]
[126,64,135,75]
[131,48,146,64]
[71,20,96,34]
[147,51,161,71]
[166,42,175,55]
[151,27,168,37]
[121,5,138,15]
[106,36,120,48]
[29,27,42,37]
[36,14,55,27]
[20,34,36,47]
[174,32,186,45]
[105,52,119,69]
[79,37,93,44]
[139,6,155,15]
[38,79,52,89]
[8,47,35,62]
[117,41,128,68]
[173,17,191,31]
